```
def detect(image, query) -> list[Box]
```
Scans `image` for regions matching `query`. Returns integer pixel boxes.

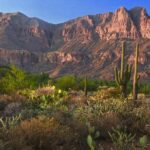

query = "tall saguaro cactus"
[84,76,87,96]
[114,42,132,98]
[133,43,140,100]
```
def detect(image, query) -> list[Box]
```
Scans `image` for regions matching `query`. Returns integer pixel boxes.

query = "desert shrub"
[0,100,7,111]
[109,127,135,150]
[0,114,21,130]
[94,87,120,99]
[3,102,22,117]
[55,75,78,90]
[0,139,9,150]
[98,80,116,87]
[78,78,99,91]
[124,82,150,95]
[74,98,127,125]
[2,116,84,150]
[119,101,150,133]
[55,75,101,91]
[18,89,36,100]
[74,97,150,136]
[20,86,69,114]
[20,108,43,120]
[55,77,150,95]
[0,93,26,106]
[18,85,56,100]
[24,73,50,89]
[0,65,50,94]
[0,65,27,93]
[139,83,150,95]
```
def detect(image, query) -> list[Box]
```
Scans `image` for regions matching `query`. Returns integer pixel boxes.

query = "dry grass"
[2,116,86,150]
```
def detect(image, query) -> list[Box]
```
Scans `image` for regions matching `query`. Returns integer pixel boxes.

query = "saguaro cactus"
[84,76,88,96]
[133,43,140,100]
[114,42,132,98]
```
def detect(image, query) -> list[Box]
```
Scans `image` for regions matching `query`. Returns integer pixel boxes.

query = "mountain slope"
[0,7,149,81]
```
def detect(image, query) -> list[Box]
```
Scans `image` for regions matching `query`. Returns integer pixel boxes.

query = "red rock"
[0,7,149,81]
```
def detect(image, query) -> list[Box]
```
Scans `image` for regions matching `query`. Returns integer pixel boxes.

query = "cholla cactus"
[133,43,140,100]
[114,42,132,98]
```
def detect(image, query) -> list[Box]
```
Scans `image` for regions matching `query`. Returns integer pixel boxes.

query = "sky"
[0,0,149,24]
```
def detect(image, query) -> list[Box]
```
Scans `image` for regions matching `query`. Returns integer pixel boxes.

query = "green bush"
[0,65,149,95]
[55,75,102,91]
[24,73,50,89]
[0,65,50,93]
[139,83,150,95]
[0,65,26,93]
[55,75,78,90]
[78,78,99,91]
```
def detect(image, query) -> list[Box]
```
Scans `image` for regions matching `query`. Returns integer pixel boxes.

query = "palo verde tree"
[114,42,132,98]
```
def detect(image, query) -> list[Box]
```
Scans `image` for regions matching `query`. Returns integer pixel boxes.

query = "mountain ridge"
[4,6,149,24]
[0,7,149,81]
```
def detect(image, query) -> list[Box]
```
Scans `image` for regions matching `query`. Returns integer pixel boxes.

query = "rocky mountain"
[0,7,149,81]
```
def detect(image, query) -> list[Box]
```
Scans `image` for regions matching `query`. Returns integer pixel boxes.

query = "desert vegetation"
[0,43,149,150]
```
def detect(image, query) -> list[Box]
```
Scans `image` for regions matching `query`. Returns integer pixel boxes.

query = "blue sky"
[0,0,149,24]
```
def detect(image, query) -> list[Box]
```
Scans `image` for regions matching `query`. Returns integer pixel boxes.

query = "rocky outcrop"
[0,7,149,81]
[95,7,139,40]
[130,7,150,39]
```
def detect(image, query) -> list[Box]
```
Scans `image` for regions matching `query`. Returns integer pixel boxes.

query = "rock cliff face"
[0,7,149,81]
